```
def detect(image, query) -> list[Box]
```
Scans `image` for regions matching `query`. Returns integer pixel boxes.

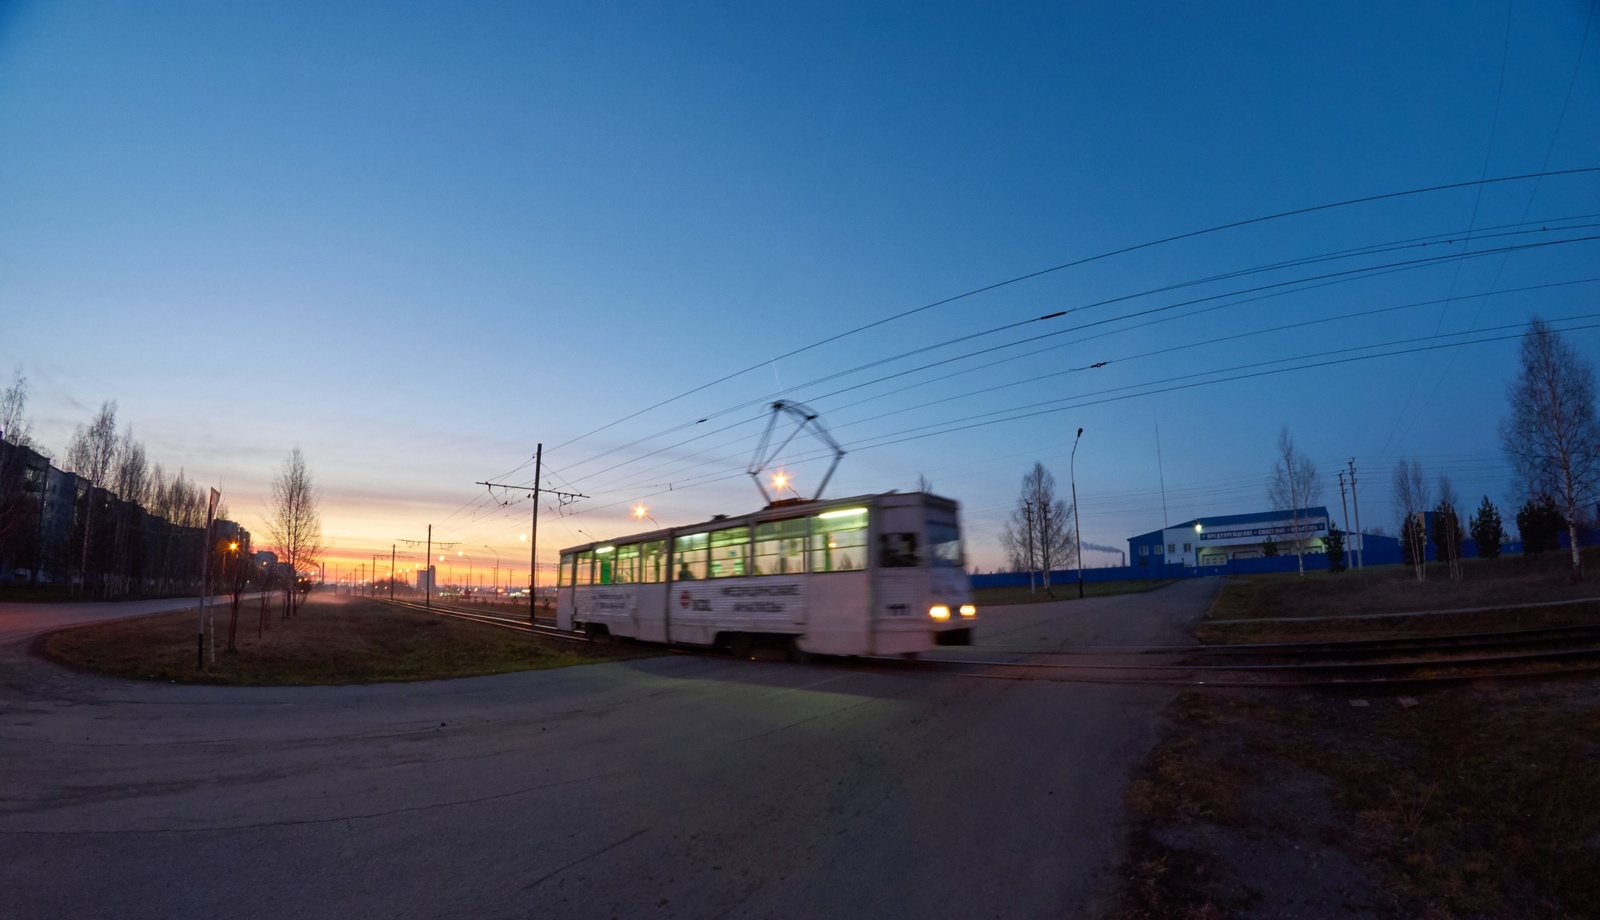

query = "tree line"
[1308,318,1596,581]
[0,369,324,618]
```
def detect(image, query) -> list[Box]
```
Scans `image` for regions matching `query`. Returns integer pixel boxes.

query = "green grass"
[36,593,648,685]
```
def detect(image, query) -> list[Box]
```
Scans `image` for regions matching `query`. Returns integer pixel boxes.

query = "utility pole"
[1072,427,1085,600]
[478,443,586,624]
[1347,458,1364,569]
[1337,470,1351,563]
[400,526,459,609]
[372,554,381,598]
[390,545,396,601]
[1023,500,1036,595]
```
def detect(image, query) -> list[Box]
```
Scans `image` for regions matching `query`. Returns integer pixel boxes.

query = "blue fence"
[969,528,1593,588]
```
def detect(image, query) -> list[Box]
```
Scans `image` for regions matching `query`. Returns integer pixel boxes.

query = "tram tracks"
[391,597,1600,687]
[913,622,1600,687]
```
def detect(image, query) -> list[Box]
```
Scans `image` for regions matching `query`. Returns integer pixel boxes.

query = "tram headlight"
[929,605,951,621]
[959,604,976,618]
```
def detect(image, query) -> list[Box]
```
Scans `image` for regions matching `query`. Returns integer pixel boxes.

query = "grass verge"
[971,579,1176,606]
[35,593,647,685]
[1205,549,1600,624]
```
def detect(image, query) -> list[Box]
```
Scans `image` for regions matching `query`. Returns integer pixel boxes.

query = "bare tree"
[1392,458,1431,581]
[1433,475,1464,582]
[0,367,34,451]
[1501,318,1600,579]
[63,401,119,596]
[915,473,934,494]
[0,369,40,572]
[112,427,150,507]
[1000,462,1075,595]
[263,447,323,617]
[1266,426,1321,576]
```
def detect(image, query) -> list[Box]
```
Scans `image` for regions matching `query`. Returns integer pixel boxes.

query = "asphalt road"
[0,580,1219,920]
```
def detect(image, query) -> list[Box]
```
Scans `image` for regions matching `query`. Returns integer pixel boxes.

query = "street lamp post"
[484,545,499,597]
[458,551,473,600]
[1071,427,1085,600]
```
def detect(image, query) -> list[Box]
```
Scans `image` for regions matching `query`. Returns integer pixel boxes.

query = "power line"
[540,166,1600,459]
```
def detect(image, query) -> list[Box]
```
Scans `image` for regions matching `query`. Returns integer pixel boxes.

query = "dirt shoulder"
[34,592,646,685]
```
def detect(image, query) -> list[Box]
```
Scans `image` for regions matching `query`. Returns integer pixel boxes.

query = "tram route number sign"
[678,581,805,618]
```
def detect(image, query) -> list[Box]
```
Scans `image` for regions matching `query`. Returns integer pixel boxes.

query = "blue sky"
[2,0,1597,579]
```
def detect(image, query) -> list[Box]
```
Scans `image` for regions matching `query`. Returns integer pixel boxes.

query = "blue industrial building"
[1127,507,1335,568]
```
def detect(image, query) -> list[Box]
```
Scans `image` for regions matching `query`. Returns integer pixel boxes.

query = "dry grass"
[1116,684,1600,919]
[971,579,1176,606]
[36,592,645,685]
[1199,600,1600,645]
[1207,549,1600,623]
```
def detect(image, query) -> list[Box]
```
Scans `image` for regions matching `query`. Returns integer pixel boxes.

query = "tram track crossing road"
[0,580,1220,920]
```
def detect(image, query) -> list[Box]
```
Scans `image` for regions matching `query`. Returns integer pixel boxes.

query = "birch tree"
[1500,318,1600,580]
[63,401,118,595]
[1000,462,1075,594]
[1266,426,1321,576]
[263,447,323,617]
[1392,458,1431,581]
[0,368,34,451]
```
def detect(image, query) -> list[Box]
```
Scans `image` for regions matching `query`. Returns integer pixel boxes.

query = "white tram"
[556,491,975,657]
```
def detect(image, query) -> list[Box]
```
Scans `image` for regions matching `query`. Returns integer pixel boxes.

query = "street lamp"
[458,551,473,599]
[1071,427,1085,600]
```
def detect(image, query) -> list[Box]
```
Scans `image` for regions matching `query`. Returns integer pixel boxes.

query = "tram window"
[639,540,666,584]
[710,526,750,578]
[575,550,595,586]
[560,553,575,587]
[810,507,867,573]
[880,533,920,567]
[613,544,640,584]
[674,533,708,580]
[595,546,618,585]
[928,522,963,567]
[754,518,808,575]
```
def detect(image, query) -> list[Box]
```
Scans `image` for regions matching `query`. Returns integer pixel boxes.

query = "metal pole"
[530,442,541,623]
[390,545,396,601]
[1072,427,1084,599]
[1348,459,1364,569]
[1023,500,1035,595]
[1337,471,1351,568]
[426,525,432,608]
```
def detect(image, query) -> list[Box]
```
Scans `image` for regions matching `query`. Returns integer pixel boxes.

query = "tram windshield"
[928,522,963,567]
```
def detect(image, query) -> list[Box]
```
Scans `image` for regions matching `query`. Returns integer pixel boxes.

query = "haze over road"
[1,581,1218,919]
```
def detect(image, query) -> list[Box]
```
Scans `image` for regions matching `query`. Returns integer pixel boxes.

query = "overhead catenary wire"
[544,213,1600,486]
[529,166,1600,466]
[552,316,1600,520]
[541,219,1599,497]
[556,234,1600,502]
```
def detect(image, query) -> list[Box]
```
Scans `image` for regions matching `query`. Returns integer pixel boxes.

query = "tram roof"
[555,490,958,555]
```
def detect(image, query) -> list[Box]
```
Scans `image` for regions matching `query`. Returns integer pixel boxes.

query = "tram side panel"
[798,570,872,655]
[668,575,812,647]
